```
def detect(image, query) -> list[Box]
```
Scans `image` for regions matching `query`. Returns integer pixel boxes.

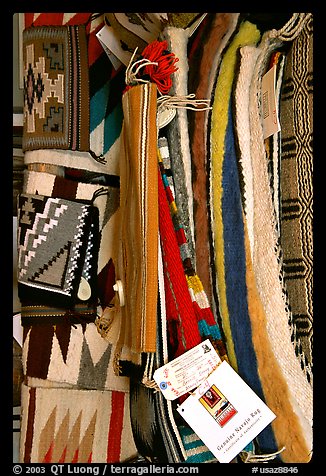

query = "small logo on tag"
[200,384,237,427]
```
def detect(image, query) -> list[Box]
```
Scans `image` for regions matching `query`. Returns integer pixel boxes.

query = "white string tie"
[157,93,212,112]
[241,446,286,463]
[125,47,158,86]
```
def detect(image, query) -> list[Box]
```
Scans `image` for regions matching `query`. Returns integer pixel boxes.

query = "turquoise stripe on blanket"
[90,82,110,132]
[103,103,123,154]
[197,320,222,340]
[179,426,216,463]
[90,84,123,155]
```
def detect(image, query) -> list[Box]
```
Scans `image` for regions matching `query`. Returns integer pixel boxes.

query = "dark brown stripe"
[52,175,78,200]
[26,326,55,379]
[70,25,78,150]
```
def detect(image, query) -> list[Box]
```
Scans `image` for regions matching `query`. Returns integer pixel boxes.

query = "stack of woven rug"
[16,12,313,465]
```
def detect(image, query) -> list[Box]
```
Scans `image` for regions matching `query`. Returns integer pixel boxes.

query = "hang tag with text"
[153,339,221,400]
[261,64,281,139]
[177,360,276,463]
[96,25,128,70]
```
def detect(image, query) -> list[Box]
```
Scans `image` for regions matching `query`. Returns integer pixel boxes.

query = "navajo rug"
[187,13,240,304]
[22,317,129,393]
[21,170,124,390]
[23,169,120,311]
[279,15,313,383]
[157,141,225,462]
[20,383,137,463]
[17,193,99,308]
[22,14,122,175]
[209,19,261,371]
[162,26,196,267]
[22,25,89,152]
[158,140,228,360]
[19,13,137,465]
[246,14,313,461]
[112,82,158,370]
[207,17,308,459]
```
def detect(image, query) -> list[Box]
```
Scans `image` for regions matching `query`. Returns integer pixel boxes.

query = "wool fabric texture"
[187,13,240,304]
[23,13,124,174]
[157,144,231,463]
[113,83,158,368]
[242,214,313,463]
[162,26,196,267]
[22,25,89,152]
[20,383,137,463]
[279,15,313,383]
[209,19,261,370]
[247,14,313,461]
[233,44,261,258]
[220,102,279,454]
[17,193,98,308]
[158,167,201,358]
[21,310,130,393]
[158,141,228,361]
[22,169,120,311]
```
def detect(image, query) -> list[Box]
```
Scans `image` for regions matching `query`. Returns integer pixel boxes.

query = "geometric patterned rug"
[20,383,137,463]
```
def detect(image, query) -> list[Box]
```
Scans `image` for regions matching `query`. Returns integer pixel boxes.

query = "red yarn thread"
[142,40,179,95]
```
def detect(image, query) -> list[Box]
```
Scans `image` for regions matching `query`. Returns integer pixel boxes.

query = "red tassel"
[141,40,179,95]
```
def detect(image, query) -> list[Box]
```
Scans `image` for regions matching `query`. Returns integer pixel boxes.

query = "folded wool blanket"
[22,315,129,393]
[233,44,261,259]
[207,17,309,459]
[158,139,228,360]
[17,193,99,308]
[157,144,222,463]
[20,169,125,387]
[209,19,261,370]
[22,24,89,152]
[279,15,313,384]
[20,382,137,463]
[23,169,120,301]
[23,13,125,172]
[213,97,280,455]
[110,82,158,370]
[246,13,313,461]
[187,13,240,304]
[235,47,285,258]
[161,26,196,267]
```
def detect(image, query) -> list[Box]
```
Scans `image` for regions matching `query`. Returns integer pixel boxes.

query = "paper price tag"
[153,339,221,400]
[96,25,130,69]
[177,361,276,463]
[261,65,281,139]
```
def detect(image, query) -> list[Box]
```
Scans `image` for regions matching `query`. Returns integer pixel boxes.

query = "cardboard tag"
[177,360,276,463]
[261,65,281,139]
[96,25,131,69]
[114,13,162,44]
[153,339,221,400]
[157,106,176,129]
